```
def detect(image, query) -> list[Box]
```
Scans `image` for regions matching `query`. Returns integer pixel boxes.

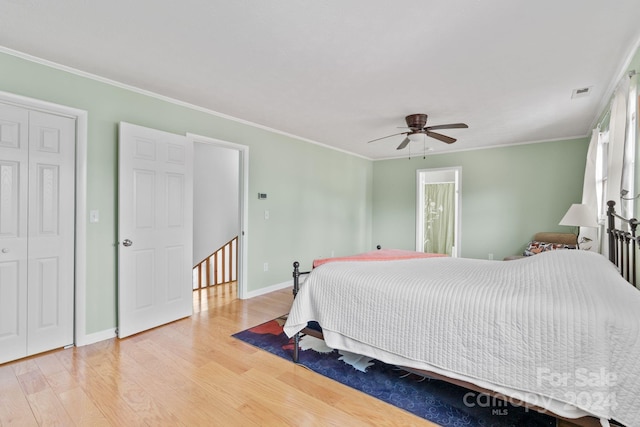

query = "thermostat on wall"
[258,193,267,199]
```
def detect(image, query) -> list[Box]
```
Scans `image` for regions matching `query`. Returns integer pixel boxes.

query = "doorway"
[416,167,461,257]
[187,133,248,300]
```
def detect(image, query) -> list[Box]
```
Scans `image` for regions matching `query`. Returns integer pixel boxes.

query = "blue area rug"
[232,316,556,427]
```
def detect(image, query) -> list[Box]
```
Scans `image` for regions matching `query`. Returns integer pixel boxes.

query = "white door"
[118,122,193,338]
[0,103,75,364]
[0,103,29,363]
[27,110,76,354]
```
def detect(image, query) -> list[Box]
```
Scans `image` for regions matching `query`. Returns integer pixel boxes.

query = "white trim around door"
[186,133,249,299]
[0,89,89,347]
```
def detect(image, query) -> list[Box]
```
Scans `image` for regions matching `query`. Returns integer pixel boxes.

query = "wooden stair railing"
[193,236,238,289]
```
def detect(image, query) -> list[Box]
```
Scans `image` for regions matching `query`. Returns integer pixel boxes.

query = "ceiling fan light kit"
[368,113,468,151]
[407,133,426,143]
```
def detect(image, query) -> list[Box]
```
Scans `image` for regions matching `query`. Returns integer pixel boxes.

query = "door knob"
[123,239,133,247]
[1,248,9,253]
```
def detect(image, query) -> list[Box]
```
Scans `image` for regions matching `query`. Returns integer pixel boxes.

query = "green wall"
[372,138,589,260]
[0,51,373,336]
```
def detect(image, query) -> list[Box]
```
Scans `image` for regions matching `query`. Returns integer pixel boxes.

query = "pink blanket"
[313,249,446,268]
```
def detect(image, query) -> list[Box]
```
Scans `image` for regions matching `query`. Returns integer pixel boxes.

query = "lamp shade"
[559,203,597,228]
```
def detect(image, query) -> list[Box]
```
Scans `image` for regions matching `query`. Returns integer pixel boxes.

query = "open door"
[118,122,193,338]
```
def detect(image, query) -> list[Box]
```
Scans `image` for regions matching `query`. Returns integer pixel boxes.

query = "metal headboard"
[606,200,639,287]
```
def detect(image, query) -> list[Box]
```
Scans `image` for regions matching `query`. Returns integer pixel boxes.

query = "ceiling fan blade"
[396,137,410,150]
[426,131,456,144]
[367,131,408,143]
[425,123,468,131]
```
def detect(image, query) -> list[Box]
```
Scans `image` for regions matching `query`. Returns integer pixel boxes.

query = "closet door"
[0,103,29,364]
[26,110,75,355]
[0,104,75,364]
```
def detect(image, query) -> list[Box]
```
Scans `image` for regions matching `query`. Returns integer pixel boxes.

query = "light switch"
[264,210,269,220]
[90,210,99,223]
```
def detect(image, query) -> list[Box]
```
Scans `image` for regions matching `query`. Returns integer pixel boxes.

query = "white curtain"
[607,76,630,221]
[423,183,455,255]
[579,128,600,251]
[621,72,638,219]
[582,72,636,256]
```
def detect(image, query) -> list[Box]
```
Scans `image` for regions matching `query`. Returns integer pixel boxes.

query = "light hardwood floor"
[0,284,440,426]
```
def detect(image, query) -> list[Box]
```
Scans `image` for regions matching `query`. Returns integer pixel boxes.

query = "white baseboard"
[74,282,294,345]
[75,328,117,347]
[243,280,292,299]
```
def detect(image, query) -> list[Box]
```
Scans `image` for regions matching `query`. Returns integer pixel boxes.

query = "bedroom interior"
[1,1,640,425]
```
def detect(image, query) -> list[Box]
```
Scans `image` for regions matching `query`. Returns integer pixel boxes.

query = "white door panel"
[118,122,193,338]
[27,110,75,355]
[0,103,28,364]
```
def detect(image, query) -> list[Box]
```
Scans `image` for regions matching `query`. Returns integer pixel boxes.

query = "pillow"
[523,240,577,256]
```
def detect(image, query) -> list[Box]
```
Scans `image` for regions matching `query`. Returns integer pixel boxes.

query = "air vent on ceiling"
[571,86,592,99]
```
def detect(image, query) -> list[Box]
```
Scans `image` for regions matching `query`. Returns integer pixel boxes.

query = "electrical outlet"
[264,210,269,220]
[263,262,268,272]
[488,253,494,260]
[89,210,99,223]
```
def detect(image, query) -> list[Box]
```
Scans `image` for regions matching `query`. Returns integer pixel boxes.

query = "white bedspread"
[283,250,640,426]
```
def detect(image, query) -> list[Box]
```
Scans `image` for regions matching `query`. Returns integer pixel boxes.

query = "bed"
[283,201,640,427]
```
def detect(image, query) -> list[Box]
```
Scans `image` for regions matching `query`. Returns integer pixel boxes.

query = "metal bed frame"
[607,200,639,287]
[291,261,310,364]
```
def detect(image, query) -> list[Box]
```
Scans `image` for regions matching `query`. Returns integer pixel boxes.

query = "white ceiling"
[1,0,639,159]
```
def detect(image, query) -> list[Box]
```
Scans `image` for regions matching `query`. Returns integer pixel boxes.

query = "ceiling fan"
[368,114,468,150]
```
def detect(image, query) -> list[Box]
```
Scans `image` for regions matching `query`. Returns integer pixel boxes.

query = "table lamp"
[559,203,598,248]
